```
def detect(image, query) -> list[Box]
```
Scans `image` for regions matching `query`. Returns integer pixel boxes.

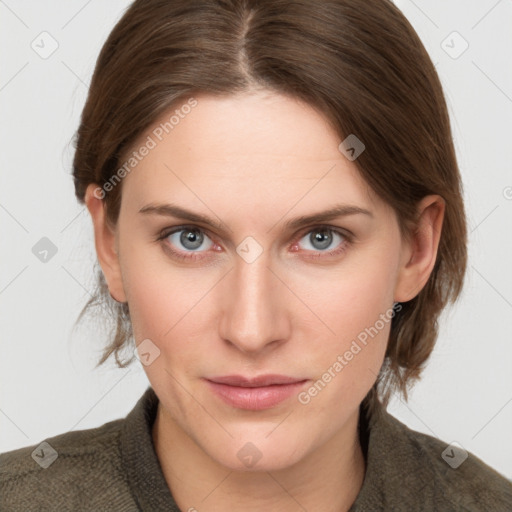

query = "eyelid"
[159,223,353,242]
[295,223,353,241]
[157,224,216,244]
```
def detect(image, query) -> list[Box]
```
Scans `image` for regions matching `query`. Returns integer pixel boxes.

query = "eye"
[158,226,214,260]
[294,226,350,258]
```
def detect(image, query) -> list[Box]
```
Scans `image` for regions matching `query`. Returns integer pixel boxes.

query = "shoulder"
[407,424,511,504]
[371,405,512,510]
[0,418,136,511]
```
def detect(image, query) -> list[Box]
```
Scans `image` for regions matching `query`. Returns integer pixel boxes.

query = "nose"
[218,248,290,354]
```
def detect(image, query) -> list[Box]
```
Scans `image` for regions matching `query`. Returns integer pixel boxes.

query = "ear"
[84,184,127,303]
[394,195,445,303]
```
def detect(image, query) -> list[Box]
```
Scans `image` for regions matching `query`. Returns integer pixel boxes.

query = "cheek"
[293,245,398,395]
[119,236,203,332]
[122,262,203,403]
[293,243,398,341]
[121,268,174,340]
[119,244,224,380]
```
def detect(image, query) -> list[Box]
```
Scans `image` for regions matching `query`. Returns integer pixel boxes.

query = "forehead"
[119,91,378,212]
[165,92,339,160]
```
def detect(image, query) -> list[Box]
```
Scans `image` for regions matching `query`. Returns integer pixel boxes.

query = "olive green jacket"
[1,387,511,511]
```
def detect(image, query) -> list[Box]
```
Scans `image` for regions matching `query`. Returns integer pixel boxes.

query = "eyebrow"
[138,202,373,232]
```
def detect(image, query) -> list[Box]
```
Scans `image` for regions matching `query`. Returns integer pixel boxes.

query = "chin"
[203,435,311,473]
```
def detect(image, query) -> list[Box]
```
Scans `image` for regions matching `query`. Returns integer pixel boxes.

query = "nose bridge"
[219,247,287,353]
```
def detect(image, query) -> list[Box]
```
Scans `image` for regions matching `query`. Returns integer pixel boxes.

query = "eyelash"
[156,224,353,262]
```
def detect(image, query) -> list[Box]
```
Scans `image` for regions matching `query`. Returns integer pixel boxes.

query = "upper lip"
[206,374,307,387]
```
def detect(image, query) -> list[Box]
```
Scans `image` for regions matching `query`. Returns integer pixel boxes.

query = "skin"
[85,90,444,511]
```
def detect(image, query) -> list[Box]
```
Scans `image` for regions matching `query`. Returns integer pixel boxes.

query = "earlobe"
[84,184,127,303]
[394,195,445,303]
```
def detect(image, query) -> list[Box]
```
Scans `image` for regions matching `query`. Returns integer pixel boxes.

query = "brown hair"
[72,0,467,416]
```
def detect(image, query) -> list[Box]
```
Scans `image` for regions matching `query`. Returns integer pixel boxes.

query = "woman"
[1,0,511,510]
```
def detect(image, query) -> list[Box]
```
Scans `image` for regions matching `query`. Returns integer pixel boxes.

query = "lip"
[205,374,309,410]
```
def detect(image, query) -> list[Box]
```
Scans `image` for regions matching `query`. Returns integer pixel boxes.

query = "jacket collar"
[121,387,179,511]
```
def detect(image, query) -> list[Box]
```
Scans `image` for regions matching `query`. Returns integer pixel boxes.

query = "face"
[91,90,419,472]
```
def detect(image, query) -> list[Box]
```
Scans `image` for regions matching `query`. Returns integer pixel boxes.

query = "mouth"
[204,374,309,410]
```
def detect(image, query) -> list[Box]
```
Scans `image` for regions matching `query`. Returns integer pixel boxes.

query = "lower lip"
[205,380,308,410]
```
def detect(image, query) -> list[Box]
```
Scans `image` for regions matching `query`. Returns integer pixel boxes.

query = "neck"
[153,404,366,512]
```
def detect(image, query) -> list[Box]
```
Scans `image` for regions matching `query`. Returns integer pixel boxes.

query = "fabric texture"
[1,386,511,511]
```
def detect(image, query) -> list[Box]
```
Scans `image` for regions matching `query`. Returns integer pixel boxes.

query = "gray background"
[1,0,511,479]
